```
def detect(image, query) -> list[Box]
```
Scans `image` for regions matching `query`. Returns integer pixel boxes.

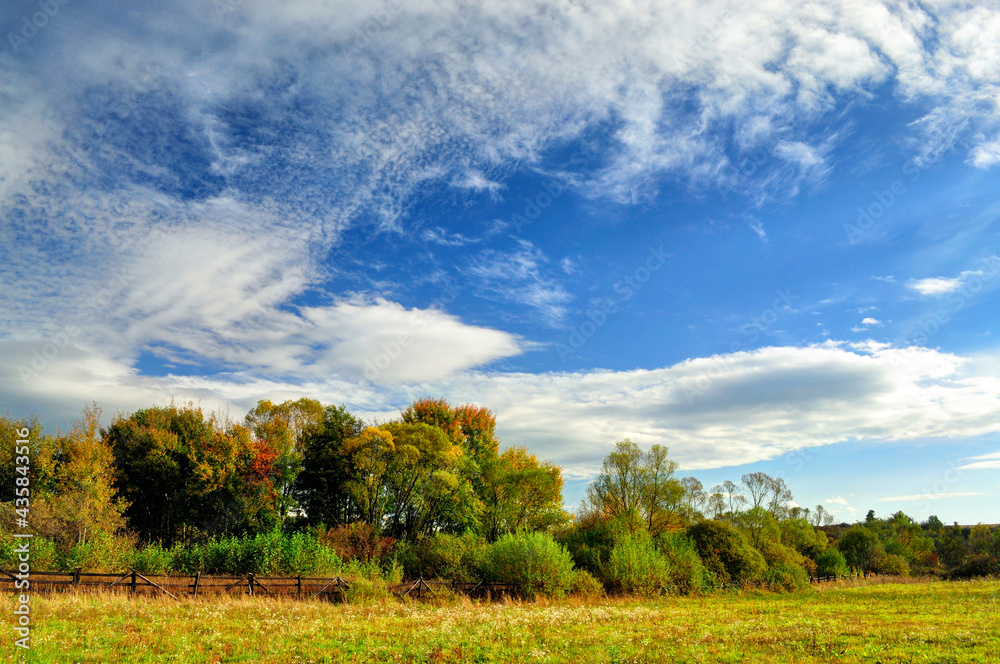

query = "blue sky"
[2,0,1000,523]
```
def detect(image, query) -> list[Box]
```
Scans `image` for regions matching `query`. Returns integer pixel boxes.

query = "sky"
[2,0,999,524]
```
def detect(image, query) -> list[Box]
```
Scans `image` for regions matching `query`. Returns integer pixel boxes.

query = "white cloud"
[861,318,882,326]
[907,259,1000,296]
[957,450,1000,470]
[8,340,1000,480]
[879,493,986,502]
[465,241,572,325]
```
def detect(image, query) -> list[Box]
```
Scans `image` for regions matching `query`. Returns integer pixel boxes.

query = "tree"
[837,524,880,573]
[294,404,365,527]
[244,398,324,519]
[379,422,474,538]
[711,480,746,523]
[687,520,767,585]
[479,447,568,540]
[810,504,834,527]
[587,439,684,537]
[107,403,284,544]
[680,477,707,523]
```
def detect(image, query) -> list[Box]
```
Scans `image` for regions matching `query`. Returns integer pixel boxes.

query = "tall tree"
[294,404,365,527]
[587,439,683,537]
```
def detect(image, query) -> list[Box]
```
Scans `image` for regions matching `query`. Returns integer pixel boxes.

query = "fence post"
[73,567,82,587]
[247,573,255,597]
[192,572,201,598]
[130,570,137,594]
[297,576,302,598]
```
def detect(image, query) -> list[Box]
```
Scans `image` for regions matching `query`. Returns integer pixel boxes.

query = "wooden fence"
[0,568,513,601]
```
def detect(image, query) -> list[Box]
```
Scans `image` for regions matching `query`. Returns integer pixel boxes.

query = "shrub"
[132,543,172,574]
[762,562,808,591]
[815,548,849,578]
[320,523,394,563]
[61,532,136,572]
[393,532,486,582]
[604,531,671,596]
[483,531,575,599]
[569,568,605,598]
[873,552,910,576]
[687,520,766,586]
[949,553,1000,580]
[657,533,711,595]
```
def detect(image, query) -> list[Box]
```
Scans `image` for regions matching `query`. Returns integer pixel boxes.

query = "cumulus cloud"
[8,340,1000,479]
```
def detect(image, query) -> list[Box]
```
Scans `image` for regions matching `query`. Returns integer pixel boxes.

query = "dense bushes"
[604,531,672,595]
[816,548,849,577]
[657,533,711,595]
[393,532,486,582]
[687,520,767,586]
[482,531,576,599]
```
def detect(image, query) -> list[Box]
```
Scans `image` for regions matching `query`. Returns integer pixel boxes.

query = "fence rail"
[0,568,351,601]
[0,569,513,601]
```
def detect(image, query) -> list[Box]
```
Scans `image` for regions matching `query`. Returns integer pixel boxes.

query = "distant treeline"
[1,400,997,598]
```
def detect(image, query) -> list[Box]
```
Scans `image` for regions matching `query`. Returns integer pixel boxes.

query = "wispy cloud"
[465,240,572,325]
[879,493,986,502]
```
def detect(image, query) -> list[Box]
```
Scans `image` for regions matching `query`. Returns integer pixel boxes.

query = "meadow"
[4,578,998,663]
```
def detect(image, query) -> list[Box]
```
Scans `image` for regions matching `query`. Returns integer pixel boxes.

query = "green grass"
[4,578,999,663]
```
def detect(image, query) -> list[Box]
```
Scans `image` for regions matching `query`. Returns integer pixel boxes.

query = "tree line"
[1,400,997,597]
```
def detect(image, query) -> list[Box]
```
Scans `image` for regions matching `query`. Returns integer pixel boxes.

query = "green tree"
[837,524,880,573]
[587,439,684,537]
[294,404,365,527]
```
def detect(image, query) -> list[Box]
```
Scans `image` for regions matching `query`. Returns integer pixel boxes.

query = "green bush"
[762,562,808,591]
[393,532,486,582]
[604,531,671,596]
[657,532,711,595]
[949,553,1000,580]
[816,548,849,578]
[61,532,135,572]
[132,543,172,574]
[873,552,910,576]
[687,520,767,587]
[483,531,575,599]
[569,568,605,598]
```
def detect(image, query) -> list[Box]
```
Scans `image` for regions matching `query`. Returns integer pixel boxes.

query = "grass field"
[3,578,998,663]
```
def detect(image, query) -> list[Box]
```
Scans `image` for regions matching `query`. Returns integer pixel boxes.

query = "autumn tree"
[479,446,568,541]
[106,403,284,544]
[587,439,684,537]
[244,398,324,519]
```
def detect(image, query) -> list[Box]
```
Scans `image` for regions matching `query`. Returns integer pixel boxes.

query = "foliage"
[392,532,487,582]
[816,547,849,577]
[837,525,881,573]
[687,520,767,586]
[586,439,684,537]
[478,446,569,541]
[294,404,365,527]
[873,552,911,576]
[568,568,605,598]
[603,530,672,596]
[657,532,711,595]
[482,531,576,599]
